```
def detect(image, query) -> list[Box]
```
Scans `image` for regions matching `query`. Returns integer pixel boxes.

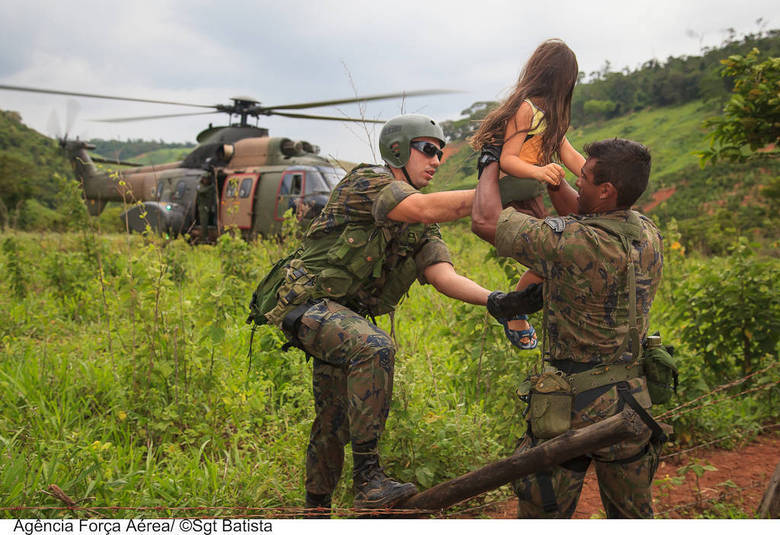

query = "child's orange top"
[507,98,546,169]
[498,99,548,203]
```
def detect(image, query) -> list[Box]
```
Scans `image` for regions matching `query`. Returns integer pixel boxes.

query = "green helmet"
[379,114,445,168]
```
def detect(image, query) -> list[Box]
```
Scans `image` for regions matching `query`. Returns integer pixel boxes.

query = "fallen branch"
[399,407,648,512]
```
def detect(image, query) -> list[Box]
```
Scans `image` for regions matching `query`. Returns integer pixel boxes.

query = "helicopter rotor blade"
[0,84,215,108]
[271,111,384,124]
[47,109,62,139]
[263,89,461,111]
[65,98,81,136]
[92,111,223,123]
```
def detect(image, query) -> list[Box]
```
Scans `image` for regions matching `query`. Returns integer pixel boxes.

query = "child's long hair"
[470,39,579,166]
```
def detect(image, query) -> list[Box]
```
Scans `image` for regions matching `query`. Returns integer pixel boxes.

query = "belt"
[550,359,643,395]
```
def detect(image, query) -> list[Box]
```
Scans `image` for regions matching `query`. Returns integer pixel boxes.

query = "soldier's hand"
[487,283,543,320]
[477,144,502,180]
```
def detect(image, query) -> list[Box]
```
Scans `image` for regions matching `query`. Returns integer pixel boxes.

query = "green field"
[1,217,777,517]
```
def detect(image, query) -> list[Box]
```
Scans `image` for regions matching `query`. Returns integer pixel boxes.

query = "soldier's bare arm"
[423,262,490,305]
[386,189,475,224]
[471,161,502,245]
[547,137,584,216]
[547,179,579,216]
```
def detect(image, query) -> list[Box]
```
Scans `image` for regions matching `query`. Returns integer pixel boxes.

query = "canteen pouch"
[643,339,678,405]
[527,371,573,439]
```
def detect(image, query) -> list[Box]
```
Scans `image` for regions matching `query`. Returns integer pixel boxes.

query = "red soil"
[440,141,465,164]
[642,186,677,212]
[488,431,780,519]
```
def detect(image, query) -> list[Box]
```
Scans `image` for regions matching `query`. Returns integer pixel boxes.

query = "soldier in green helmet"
[250,114,494,514]
[472,138,665,518]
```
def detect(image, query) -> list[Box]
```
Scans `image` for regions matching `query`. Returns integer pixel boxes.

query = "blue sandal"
[498,314,538,350]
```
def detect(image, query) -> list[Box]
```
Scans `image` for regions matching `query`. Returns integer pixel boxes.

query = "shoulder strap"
[523,99,545,134]
[584,212,643,360]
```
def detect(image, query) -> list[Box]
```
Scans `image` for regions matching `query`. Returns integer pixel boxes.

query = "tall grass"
[0,217,777,517]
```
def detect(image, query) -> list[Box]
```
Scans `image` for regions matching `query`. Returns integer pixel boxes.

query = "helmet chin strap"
[401,166,420,190]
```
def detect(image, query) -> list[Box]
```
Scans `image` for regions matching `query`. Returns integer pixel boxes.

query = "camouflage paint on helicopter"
[0,85,454,240]
[66,129,345,240]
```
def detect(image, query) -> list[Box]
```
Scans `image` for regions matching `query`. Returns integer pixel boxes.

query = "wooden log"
[399,407,647,512]
[757,460,780,519]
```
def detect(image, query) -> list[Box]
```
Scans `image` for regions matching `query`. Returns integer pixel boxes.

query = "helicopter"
[0,84,449,241]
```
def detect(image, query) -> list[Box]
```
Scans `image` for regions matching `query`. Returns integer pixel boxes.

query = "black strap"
[616,381,667,443]
[280,301,317,359]
[526,434,558,514]
[282,301,315,337]
[537,471,558,513]
[600,443,650,465]
[247,323,257,374]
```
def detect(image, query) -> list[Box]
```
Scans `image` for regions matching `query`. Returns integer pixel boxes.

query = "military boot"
[304,492,331,519]
[352,446,417,510]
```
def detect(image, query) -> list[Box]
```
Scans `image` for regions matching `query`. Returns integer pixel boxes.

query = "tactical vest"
[247,219,427,327]
[540,210,646,364]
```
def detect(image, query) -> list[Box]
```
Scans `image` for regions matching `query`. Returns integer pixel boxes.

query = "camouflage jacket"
[495,208,663,363]
[265,164,451,326]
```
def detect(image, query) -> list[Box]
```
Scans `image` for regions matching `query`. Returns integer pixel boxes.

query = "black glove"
[477,144,502,180]
[487,283,543,320]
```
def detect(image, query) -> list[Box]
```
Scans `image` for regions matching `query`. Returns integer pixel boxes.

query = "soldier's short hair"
[583,139,651,208]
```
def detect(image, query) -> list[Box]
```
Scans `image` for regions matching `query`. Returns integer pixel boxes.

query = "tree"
[699,48,780,165]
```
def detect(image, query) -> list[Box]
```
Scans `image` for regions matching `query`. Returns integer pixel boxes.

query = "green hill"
[0,110,72,226]
[434,100,723,192]
[433,99,778,254]
[88,138,195,162]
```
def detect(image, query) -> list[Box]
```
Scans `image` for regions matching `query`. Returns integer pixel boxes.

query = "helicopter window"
[225,177,240,198]
[239,178,253,198]
[173,181,188,201]
[275,172,306,219]
[290,174,303,195]
[304,172,329,194]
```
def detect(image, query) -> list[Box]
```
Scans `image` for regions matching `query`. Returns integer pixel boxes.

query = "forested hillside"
[0,110,72,228]
[434,31,779,255]
[89,138,195,162]
[441,31,779,138]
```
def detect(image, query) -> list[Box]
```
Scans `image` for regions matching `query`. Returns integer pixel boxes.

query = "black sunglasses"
[410,140,443,160]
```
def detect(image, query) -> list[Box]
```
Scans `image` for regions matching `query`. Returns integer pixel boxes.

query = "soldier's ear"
[599,181,617,201]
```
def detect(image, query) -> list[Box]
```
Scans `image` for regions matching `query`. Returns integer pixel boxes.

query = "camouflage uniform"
[265,164,451,497]
[494,207,663,518]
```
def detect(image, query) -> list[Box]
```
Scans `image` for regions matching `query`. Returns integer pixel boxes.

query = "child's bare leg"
[507,270,544,331]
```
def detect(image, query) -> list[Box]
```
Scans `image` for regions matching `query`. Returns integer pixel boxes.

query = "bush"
[672,238,780,382]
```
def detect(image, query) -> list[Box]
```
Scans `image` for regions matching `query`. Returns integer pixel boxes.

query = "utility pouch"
[527,371,573,439]
[327,225,385,280]
[246,251,296,326]
[642,335,678,405]
[264,258,316,327]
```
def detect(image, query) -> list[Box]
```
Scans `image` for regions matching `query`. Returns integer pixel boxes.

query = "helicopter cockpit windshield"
[317,166,346,190]
[274,165,345,222]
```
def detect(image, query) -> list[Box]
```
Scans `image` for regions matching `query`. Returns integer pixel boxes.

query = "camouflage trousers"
[294,299,396,496]
[513,377,662,518]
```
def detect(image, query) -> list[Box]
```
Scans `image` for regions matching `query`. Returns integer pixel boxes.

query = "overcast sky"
[0,0,776,164]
